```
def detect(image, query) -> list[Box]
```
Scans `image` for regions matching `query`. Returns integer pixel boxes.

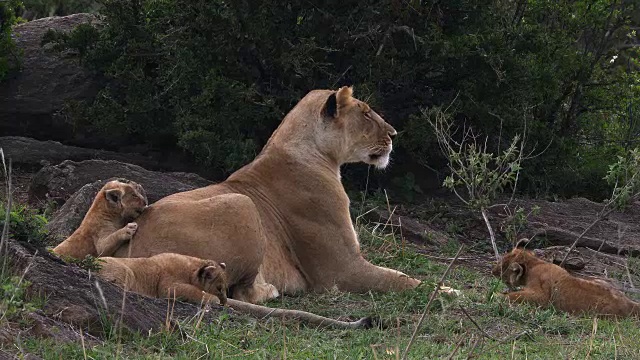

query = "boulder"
[26,160,212,240]
[7,239,227,337]
[0,14,102,142]
[0,136,162,170]
[29,159,211,205]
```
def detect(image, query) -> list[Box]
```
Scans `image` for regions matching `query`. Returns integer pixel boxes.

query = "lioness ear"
[323,93,338,118]
[105,188,123,206]
[336,86,353,107]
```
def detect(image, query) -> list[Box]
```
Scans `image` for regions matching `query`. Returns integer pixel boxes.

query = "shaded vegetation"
[20,0,101,20]
[0,0,23,81]
[41,0,640,198]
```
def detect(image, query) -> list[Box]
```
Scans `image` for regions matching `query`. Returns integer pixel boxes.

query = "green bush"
[0,0,23,81]
[0,204,49,247]
[0,276,36,320]
[45,0,639,196]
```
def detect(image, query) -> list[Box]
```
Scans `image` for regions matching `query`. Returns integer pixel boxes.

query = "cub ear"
[199,265,219,280]
[219,262,226,270]
[105,188,123,206]
[515,238,529,249]
[508,262,524,284]
[133,183,149,205]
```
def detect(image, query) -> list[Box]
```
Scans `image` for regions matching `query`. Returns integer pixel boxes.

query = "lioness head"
[100,179,148,223]
[195,261,228,305]
[273,86,397,169]
[492,248,534,288]
[323,86,397,168]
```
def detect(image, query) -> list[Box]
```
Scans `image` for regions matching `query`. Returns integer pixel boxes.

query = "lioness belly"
[114,193,265,288]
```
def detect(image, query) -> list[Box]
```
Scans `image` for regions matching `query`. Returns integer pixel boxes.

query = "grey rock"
[26,160,212,240]
[0,136,162,170]
[7,239,226,337]
[0,14,103,141]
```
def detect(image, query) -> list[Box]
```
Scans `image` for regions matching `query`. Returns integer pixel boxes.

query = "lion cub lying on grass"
[99,254,228,305]
[493,246,640,317]
[53,179,148,258]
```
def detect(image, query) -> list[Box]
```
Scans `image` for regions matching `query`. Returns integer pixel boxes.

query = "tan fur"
[115,87,420,303]
[98,253,228,305]
[53,180,148,258]
[492,248,640,317]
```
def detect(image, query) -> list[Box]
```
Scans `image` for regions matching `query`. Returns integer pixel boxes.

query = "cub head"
[100,179,148,223]
[195,261,228,305]
[321,86,397,169]
[491,247,536,288]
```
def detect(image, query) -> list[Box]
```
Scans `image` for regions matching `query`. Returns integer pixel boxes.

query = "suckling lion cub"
[492,246,640,317]
[99,253,228,305]
[53,179,148,258]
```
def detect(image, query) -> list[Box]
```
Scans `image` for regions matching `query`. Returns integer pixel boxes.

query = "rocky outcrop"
[0,14,101,142]
[0,136,163,170]
[29,159,211,205]
[26,160,212,240]
[494,197,640,257]
[7,239,226,337]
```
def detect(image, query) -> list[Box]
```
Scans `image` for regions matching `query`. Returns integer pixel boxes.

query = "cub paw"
[124,222,138,237]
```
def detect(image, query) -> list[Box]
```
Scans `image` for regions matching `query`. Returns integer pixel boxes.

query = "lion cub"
[98,253,228,305]
[492,247,640,317]
[53,179,148,258]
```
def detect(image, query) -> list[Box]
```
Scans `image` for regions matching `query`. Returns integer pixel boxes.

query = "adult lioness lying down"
[114,86,421,303]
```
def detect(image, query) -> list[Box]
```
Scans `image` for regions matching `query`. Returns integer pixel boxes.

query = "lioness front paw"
[265,284,279,300]
[124,222,138,237]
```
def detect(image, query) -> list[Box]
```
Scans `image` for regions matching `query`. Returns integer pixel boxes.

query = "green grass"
[6,219,640,359]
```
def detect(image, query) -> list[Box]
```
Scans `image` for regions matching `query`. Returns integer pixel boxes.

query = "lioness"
[115,86,421,303]
[53,179,147,258]
[493,247,640,317]
[99,253,228,305]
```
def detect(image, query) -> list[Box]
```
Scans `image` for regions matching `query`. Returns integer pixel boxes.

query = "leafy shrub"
[0,0,23,81]
[0,204,49,247]
[0,276,36,320]
[45,0,639,196]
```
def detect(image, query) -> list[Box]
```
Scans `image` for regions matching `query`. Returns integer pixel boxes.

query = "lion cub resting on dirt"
[53,179,148,258]
[492,247,640,317]
[99,254,228,305]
